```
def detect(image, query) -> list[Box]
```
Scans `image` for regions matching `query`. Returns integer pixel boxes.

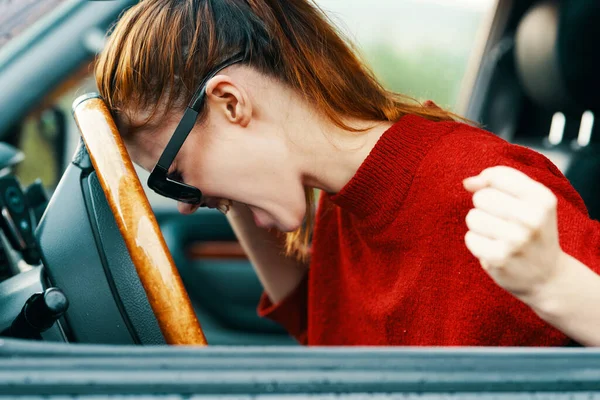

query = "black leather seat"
[511,0,600,219]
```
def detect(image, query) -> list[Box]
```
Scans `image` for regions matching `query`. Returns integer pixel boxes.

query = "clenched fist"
[463,166,566,300]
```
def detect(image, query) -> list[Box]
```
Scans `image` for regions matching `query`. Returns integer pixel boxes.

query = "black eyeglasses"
[147,53,245,204]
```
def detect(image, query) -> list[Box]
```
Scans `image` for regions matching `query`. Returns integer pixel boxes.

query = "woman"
[464,166,600,347]
[95,0,598,346]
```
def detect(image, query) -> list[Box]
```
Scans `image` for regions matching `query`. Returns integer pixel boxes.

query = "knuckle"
[464,231,472,244]
[487,256,507,268]
[527,209,546,229]
[535,186,557,209]
[464,230,474,243]
[481,243,511,267]
[465,230,478,245]
[481,167,502,182]
[520,227,534,245]
[493,165,511,174]
[472,193,482,208]
[472,188,493,207]
[479,167,494,176]
[511,228,532,249]
[545,191,558,209]
[489,165,514,180]
[495,243,512,264]
[540,206,554,222]
[535,206,556,229]
[480,260,492,271]
[489,165,507,173]
[465,208,479,228]
[464,232,480,256]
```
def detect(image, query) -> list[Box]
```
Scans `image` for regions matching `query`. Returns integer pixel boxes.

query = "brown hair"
[96,0,464,260]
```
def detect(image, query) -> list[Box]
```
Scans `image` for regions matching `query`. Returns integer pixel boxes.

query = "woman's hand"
[462,166,566,303]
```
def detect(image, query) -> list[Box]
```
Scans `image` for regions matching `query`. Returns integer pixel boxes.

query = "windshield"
[0,0,68,50]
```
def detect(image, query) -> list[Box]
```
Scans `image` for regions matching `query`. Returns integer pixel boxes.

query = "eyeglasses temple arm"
[155,53,246,169]
[155,108,199,169]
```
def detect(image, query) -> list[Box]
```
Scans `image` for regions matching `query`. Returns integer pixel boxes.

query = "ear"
[205,75,252,127]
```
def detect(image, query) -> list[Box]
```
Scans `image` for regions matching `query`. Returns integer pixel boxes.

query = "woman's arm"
[530,251,600,347]
[463,166,600,346]
[226,202,307,303]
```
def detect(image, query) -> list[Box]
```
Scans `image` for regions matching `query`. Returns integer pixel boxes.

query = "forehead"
[113,96,183,135]
[113,110,178,172]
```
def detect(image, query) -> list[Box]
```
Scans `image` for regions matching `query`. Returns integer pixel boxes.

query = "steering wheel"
[72,93,207,346]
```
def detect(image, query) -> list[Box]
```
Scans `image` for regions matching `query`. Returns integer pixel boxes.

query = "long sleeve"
[257,273,309,344]
[416,124,600,345]
[450,125,600,270]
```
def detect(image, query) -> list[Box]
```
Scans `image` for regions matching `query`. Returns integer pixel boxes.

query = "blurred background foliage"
[364,43,469,108]
[318,0,493,109]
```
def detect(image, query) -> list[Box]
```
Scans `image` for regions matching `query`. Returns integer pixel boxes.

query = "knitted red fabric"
[258,114,600,346]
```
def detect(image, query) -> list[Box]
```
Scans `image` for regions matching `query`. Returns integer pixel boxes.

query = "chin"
[259,211,302,233]
[274,210,305,233]
[258,215,300,232]
[276,220,302,233]
[250,202,305,232]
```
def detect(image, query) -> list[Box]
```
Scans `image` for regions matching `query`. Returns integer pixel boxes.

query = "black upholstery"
[556,1,600,220]
[515,0,600,113]
[566,147,600,220]
[515,0,572,111]
[557,0,600,112]
[508,0,600,220]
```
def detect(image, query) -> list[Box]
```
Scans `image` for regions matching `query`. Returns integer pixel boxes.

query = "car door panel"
[157,210,295,346]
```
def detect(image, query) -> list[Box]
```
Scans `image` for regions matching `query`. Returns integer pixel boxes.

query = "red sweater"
[258,114,600,346]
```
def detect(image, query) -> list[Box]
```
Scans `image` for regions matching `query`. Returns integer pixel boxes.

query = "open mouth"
[214,199,231,215]
[178,198,231,215]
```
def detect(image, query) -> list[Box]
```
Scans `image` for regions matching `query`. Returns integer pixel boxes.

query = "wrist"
[522,250,574,321]
[519,250,567,315]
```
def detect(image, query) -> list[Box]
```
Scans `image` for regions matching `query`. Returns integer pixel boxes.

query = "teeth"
[216,204,229,215]
[216,199,232,215]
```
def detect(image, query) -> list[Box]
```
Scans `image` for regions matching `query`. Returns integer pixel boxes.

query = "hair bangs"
[95,1,206,129]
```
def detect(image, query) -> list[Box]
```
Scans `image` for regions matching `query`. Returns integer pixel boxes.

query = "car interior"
[470,0,600,219]
[1,0,600,397]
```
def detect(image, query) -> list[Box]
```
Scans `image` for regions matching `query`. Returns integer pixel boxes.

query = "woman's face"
[122,70,308,232]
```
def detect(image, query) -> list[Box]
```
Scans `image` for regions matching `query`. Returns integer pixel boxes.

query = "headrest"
[515,0,600,111]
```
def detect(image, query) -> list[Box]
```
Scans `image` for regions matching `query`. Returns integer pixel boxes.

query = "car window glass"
[317,0,497,110]
[0,0,69,51]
